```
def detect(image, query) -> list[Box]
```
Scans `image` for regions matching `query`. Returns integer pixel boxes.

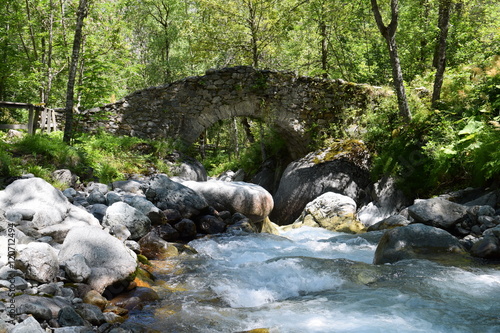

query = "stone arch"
[80,66,378,159]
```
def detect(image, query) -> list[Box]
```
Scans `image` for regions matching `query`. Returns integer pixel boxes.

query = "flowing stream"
[128,227,500,332]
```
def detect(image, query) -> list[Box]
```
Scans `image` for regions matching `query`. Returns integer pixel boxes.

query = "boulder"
[112,180,144,193]
[270,156,370,226]
[170,161,208,182]
[251,158,283,195]
[87,189,107,205]
[470,236,500,259]
[109,224,132,242]
[82,290,108,310]
[123,195,165,225]
[17,302,52,321]
[51,169,78,188]
[74,303,106,326]
[58,306,85,327]
[217,169,245,182]
[102,202,151,240]
[408,198,467,230]
[37,205,101,243]
[109,287,159,311]
[357,176,410,227]
[0,178,100,242]
[138,231,179,260]
[87,204,108,222]
[195,215,226,234]
[14,294,72,319]
[86,182,109,195]
[156,224,180,241]
[182,180,274,222]
[293,192,365,233]
[105,191,122,206]
[10,316,45,333]
[142,174,208,218]
[173,219,197,240]
[373,224,468,265]
[367,215,411,232]
[58,226,137,293]
[15,242,59,283]
[63,254,91,283]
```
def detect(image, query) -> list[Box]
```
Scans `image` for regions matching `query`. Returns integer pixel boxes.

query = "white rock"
[15,242,59,283]
[58,226,137,293]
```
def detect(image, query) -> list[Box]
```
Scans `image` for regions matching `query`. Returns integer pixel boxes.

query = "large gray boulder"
[14,294,72,319]
[357,176,410,227]
[0,178,100,242]
[373,223,468,265]
[408,197,467,230]
[15,242,59,283]
[142,174,208,218]
[271,155,371,225]
[102,202,151,240]
[182,180,273,222]
[293,192,365,233]
[58,226,137,293]
[470,235,500,259]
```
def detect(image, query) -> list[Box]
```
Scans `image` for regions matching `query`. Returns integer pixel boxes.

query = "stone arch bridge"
[81,66,379,158]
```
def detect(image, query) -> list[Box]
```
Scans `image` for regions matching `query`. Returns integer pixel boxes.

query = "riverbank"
[0,157,499,332]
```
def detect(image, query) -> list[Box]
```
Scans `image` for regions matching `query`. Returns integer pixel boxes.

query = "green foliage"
[0,131,174,187]
[364,55,500,196]
[199,117,287,178]
[74,131,174,182]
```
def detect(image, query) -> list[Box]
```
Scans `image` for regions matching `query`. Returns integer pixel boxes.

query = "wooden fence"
[0,101,58,134]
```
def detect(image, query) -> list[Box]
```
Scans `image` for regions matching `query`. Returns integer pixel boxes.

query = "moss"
[137,254,151,266]
[313,139,370,167]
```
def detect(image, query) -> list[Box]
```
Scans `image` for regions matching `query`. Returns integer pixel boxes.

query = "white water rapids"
[128,227,500,332]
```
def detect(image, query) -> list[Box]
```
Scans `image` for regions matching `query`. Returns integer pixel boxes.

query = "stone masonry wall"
[78,66,380,158]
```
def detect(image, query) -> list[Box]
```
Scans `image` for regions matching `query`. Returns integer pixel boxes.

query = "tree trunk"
[432,0,452,107]
[371,0,412,122]
[320,20,328,79]
[63,0,88,143]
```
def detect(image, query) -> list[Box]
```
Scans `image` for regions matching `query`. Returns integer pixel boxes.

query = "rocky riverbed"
[0,150,499,332]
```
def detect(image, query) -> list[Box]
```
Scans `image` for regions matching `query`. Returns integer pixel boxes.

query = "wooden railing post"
[27,105,35,135]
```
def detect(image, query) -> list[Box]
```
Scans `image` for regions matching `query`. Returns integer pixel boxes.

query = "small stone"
[57,306,85,327]
[83,290,108,310]
[0,276,28,290]
[10,316,45,333]
[74,303,106,326]
[103,311,126,324]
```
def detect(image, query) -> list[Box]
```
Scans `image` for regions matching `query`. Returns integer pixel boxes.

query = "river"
[127,226,500,332]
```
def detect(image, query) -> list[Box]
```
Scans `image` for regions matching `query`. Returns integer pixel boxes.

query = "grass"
[0,131,174,189]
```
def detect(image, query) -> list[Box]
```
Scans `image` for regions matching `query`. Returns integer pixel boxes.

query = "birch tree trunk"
[371,0,412,122]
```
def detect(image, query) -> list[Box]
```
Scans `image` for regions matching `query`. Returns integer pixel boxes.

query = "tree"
[432,0,452,107]
[63,0,89,143]
[371,0,412,121]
